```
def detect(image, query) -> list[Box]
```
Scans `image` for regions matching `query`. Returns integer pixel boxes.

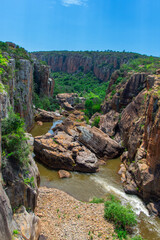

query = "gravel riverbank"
[35,187,117,240]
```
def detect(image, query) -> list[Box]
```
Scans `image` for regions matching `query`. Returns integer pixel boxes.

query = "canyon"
[0,42,160,239]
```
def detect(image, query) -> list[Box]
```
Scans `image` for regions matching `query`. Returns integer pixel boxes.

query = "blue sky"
[0,0,160,56]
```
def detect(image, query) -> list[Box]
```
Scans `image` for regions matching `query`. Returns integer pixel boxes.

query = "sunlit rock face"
[33,51,139,82]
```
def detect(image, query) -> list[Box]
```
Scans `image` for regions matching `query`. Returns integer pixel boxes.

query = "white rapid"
[90,175,149,216]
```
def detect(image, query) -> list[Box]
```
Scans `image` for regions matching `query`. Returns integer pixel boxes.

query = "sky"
[0,0,160,56]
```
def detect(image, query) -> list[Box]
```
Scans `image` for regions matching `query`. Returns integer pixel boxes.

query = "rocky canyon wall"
[33,51,140,82]
[100,70,160,214]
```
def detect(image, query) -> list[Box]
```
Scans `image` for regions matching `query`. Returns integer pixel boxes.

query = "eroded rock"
[77,126,123,159]
[34,131,98,173]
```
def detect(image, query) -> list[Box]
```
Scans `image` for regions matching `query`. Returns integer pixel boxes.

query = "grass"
[90,197,104,204]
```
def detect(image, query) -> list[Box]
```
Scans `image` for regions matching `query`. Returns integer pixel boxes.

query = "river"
[30,120,160,240]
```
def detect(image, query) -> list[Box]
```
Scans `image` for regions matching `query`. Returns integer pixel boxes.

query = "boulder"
[77,126,123,159]
[37,121,43,126]
[13,206,40,240]
[58,170,71,178]
[35,109,61,122]
[34,132,99,173]
[63,101,74,111]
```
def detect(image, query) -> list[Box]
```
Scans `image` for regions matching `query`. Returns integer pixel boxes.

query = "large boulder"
[13,206,40,240]
[34,132,99,173]
[77,126,123,159]
[35,108,61,122]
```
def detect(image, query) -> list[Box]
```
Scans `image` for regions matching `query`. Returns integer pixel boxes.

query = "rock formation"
[56,93,85,111]
[33,61,54,97]
[34,110,123,173]
[1,42,55,130]
[102,70,160,215]
[33,51,141,82]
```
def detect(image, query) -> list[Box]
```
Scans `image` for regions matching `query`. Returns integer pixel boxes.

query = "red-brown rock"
[58,170,71,178]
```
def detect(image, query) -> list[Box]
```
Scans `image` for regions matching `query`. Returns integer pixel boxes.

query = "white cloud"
[62,0,87,7]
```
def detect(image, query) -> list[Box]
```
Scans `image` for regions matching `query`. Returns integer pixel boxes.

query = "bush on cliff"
[2,109,29,166]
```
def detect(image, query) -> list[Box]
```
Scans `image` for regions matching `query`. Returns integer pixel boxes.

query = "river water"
[30,120,160,240]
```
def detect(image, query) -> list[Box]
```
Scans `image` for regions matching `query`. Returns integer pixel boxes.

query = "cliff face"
[9,59,34,129]
[0,43,54,129]
[33,61,54,97]
[0,42,44,239]
[101,71,160,214]
[33,51,141,82]
[102,72,148,113]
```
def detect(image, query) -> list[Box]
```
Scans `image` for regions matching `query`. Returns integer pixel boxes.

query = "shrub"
[2,109,29,166]
[91,116,100,128]
[33,93,60,111]
[104,195,137,233]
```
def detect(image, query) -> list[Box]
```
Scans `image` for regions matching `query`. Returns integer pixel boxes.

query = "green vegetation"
[91,116,100,128]
[104,195,137,240]
[84,98,101,118]
[33,93,60,111]
[52,71,109,100]
[12,229,20,235]
[23,176,35,187]
[130,236,146,240]
[90,197,104,203]
[0,41,31,61]
[0,51,8,75]
[104,197,137,230]
[120,56,160,74]
[2,109,29,166]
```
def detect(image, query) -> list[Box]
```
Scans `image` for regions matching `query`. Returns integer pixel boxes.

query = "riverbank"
[36,187,117,240]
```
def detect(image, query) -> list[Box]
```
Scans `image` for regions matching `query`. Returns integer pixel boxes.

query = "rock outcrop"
[34,131,98,173]
[35,108,61,122]
[33,62,54,97]
[77,126,123,159]
[0,183,13,240]
[56,93,85,111]
[102,73,148,113]
[1,43,55,130]
[99,110,120,137]
[104,72,160,214]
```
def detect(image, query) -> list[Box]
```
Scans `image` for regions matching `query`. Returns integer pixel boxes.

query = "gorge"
[0,41,160,239]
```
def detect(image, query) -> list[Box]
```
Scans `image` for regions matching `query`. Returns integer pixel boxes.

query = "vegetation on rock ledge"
[2,109,29,166]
